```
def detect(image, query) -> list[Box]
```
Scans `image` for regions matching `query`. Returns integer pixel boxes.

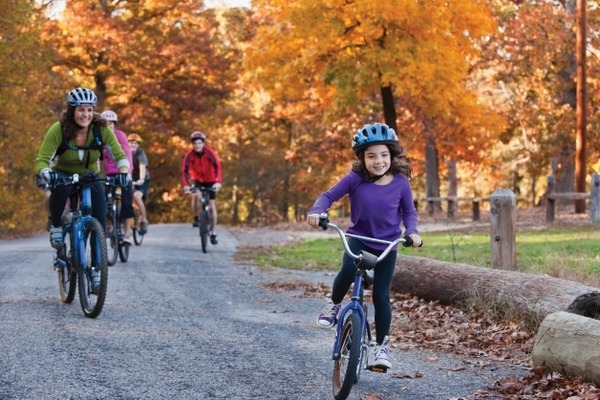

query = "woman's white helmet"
[101,110,118,122]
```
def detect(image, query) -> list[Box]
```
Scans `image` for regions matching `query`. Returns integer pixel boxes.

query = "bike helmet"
[351,123,398,156]
[128,133,143,143]
[101,110,118,122]
[67,87,97,107]
[190,131,206,142]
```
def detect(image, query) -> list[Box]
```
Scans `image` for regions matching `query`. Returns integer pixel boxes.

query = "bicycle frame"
[55,175,98,273]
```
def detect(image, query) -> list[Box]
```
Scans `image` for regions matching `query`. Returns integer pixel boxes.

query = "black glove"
[41,169,59,186]
[117,173,130,188]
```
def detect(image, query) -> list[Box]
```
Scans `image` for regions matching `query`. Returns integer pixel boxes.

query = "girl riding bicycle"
[307,122,422,370]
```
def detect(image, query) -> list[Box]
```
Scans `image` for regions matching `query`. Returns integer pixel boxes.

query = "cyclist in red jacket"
[181,131,222,245]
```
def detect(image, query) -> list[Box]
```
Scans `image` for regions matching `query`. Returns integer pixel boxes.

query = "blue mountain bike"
[318,214,415,400]
[52,173,108,318]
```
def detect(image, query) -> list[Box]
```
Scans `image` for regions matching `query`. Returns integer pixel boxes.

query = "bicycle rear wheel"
[78,218,108,318]
[199,210,209,253]
[57,229,76,303]
[105,204,118,266]
[333,311,362,400]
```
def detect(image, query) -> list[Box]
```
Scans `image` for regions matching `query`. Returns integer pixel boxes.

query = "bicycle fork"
[332,273,370,361]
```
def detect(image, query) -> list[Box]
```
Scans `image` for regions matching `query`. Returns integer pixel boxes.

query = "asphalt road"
[0,223,526,399]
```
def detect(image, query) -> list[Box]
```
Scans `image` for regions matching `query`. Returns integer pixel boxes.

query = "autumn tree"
[477,0,600,206]
[44,0,246,222]
[246,0,503,214]
[0,0,59,236]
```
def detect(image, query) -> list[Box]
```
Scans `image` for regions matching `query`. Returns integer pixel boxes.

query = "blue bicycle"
[318,214,414,400]
[52,173,108,318]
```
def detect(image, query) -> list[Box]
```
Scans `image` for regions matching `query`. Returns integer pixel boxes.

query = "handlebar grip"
[318,213,329,230]
[402,236,424,248]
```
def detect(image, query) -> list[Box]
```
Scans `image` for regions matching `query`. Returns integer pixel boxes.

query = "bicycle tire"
[78,218,108,318]
[199,210,209,253]
[355,305,369,384]
[333,311,362,400]
[133,210,144,246]
[57,229,76,303]
[118,220,129,262]
[105,204,118,266]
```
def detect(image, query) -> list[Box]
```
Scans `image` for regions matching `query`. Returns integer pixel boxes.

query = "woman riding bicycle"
[307,122,422,370]
[34,87,130,250]
[100,109,135,245]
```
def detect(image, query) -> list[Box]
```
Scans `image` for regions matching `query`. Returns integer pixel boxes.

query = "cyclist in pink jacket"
[100,110,134,245]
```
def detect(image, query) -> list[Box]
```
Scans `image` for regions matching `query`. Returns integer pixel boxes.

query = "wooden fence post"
[591,173,600,224]
[472,198,481,221]
[447,198,455,219]
[546,176,556,224]
[490,189,516,270]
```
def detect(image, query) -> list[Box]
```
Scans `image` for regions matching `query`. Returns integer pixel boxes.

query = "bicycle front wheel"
[57,229,77,303]
[133,210,144,245]
[333,311,362,400]
[78,218,108,318]
[199,210,209,253]
[118,221,130,262]
[105,205,118,266]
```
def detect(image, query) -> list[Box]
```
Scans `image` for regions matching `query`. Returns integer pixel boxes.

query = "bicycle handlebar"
[51,172,105,187]
[185,186,217,195]
[318,213,414,270]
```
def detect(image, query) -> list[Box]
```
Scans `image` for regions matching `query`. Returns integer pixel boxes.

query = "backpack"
[54,123,104,167]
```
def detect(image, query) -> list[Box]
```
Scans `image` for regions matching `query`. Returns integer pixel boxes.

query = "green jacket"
[34,121,130,175]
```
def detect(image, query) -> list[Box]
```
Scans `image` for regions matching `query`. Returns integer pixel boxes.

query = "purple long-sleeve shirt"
[308,171,419,251]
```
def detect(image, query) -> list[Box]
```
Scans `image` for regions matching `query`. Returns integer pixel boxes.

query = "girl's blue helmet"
[67,87,97,107]
[351,123,398,155]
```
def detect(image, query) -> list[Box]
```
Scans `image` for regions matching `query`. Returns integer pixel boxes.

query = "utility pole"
[575,0,587,213]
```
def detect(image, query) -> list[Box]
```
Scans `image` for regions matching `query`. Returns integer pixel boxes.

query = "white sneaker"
[49,227,63,249]
[368,336,392,369]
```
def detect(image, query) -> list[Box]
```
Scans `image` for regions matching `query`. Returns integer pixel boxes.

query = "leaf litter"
[264,279,600,399]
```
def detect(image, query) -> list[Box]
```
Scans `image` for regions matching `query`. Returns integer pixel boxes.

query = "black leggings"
[330,237,397,345]
[49,179,106,229]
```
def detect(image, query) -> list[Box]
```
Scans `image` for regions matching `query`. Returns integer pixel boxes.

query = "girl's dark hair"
[60,105,107,140]
[351,142,413,179]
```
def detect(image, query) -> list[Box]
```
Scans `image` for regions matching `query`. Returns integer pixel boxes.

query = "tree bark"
[392,255,600,323]
[533,311,600,386]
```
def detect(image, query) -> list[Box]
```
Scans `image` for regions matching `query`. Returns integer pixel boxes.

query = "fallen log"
[392,255,600,325]
[533,311,600,386]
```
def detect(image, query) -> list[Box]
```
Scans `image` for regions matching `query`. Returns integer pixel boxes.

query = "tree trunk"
[447,160,457,219]
[533,311,600,386]
[380,85,398,133]
[424,119,441,214]
[392,255,600,323]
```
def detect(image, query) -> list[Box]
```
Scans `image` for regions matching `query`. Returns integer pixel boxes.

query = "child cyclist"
[306,122,422,370]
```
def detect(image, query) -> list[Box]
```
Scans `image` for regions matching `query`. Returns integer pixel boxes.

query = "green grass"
[250,226,600,283]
